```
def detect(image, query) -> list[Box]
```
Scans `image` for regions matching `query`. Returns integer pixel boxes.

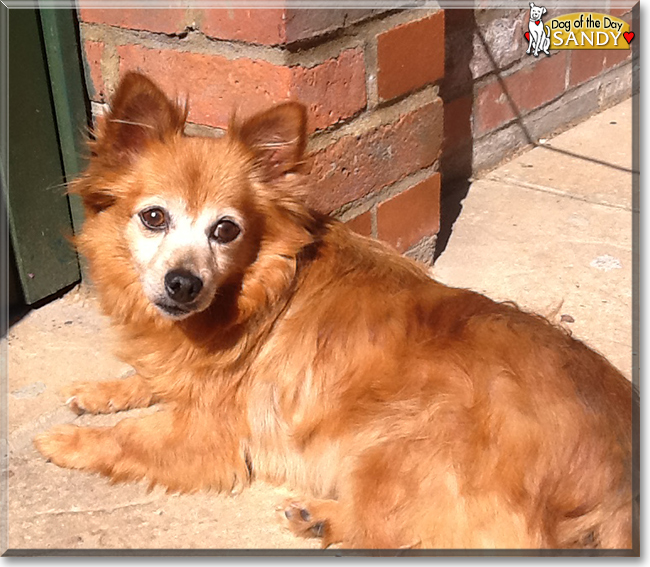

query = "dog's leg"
[283,498,345,548]
[34,410,250,493]
[63,373,158,415]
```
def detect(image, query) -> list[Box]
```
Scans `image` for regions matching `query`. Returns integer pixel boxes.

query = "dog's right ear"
[92,72,187,165]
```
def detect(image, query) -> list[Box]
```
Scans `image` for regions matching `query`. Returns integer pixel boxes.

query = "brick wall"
[77,7,446,265]
[442,5,636,180]
[432,4,636,258]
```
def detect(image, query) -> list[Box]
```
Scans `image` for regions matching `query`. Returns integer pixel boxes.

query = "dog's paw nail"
[65,395,87,415]
[311,522,325,537]
[300,508,311,522]
[284,509,293,520]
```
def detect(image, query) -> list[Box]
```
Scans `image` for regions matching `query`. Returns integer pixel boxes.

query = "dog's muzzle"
[153,269,204,318]
[164,269,203,304]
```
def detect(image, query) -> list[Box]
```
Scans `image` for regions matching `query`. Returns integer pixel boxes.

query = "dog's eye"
[212,219,241,244]
[139,207,168,231]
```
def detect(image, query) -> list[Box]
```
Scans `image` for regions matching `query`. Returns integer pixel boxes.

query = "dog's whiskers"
[108,118,156,130]
[257,138,299,149]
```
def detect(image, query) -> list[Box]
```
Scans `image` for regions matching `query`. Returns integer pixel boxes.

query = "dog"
[35,72,635,550]
[527,2,551,57]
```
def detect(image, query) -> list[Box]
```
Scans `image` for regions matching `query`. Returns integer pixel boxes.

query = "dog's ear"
[542,6,547,14]
[93,72,187,165]
[234,102,307,183]
[530,2,534,7]
[74,73,187,213]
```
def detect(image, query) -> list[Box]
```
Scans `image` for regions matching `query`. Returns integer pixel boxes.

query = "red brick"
[444,95,473,152]
[569,50,606,88]
[377,12,445,102]
[79,8,187,35]
[291,49,367,132]
[83,39,105,101]
[610,8,630,17]
[117,45,364,131]
[507,52,567,112]
[377,174,440,253]
[568,45,631,89]
[475,52,567,135]
[197,9,287,45]
[345,211,372,236]
[474,79,515,134]
[308,100,443,213]
[117,44,292,128]
[604,46,632,69]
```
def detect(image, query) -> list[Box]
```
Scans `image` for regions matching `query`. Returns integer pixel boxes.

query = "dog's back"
[244,222,634,548]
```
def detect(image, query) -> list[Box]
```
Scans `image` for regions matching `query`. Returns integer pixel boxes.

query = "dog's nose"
[164,269,203,304]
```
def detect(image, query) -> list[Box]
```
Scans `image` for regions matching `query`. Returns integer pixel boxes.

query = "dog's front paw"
[35,425,87,468]
[34,424,117,471]
[63,375,156,415]
[63,382,114,415]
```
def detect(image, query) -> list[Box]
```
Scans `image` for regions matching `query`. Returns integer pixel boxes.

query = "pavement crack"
[484,174,634,212]
[33,499,159,517]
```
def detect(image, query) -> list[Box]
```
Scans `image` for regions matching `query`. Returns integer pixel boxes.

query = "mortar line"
[80,23,288,66]
[309,83,439,152]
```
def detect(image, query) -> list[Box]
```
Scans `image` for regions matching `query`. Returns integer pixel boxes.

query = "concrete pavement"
[435,97,635,379]
[2,97,636,553]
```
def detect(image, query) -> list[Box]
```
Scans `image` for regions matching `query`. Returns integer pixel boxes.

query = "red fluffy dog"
[35,73,635,550]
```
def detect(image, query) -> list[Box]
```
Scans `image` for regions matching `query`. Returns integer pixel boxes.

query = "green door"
[3,6,89,307]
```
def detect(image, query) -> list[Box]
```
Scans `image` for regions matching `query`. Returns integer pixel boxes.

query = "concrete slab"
[485,98,635,210]
[9,449,308,550]
[3,97,635,553]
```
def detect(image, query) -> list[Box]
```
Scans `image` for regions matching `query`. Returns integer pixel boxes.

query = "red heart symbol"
[525,31,530,41]
[535,20,540,24]
[623,31,635,44]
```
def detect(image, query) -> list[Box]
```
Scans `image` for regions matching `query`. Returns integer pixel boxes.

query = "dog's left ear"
[235,102,307,183]
[542,6,547,14]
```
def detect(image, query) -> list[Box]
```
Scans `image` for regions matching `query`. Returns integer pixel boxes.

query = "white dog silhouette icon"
[526,2,551,57]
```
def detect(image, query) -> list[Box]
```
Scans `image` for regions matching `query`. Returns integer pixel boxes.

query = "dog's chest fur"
[245,373,343,497]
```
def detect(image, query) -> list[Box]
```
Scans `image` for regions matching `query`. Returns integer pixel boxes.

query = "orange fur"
[35,73,636,550]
